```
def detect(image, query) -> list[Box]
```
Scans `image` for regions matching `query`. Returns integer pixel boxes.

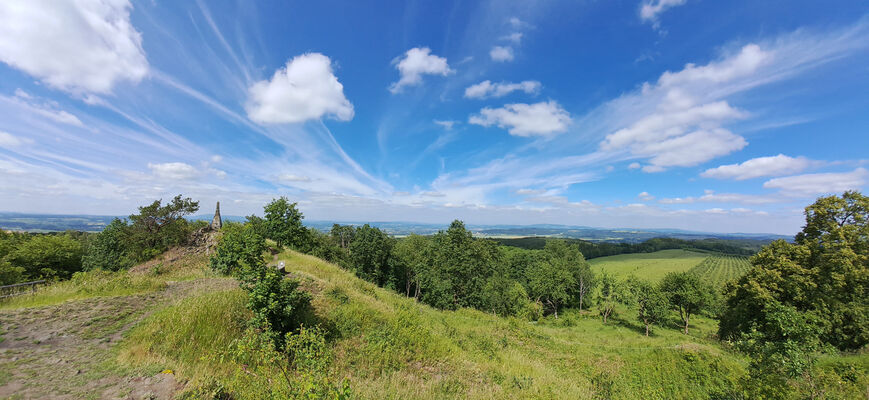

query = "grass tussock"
[118,288,250,378]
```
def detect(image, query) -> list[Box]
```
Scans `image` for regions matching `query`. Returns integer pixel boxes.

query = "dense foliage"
[719,191,868,351]
[495,236,758,258]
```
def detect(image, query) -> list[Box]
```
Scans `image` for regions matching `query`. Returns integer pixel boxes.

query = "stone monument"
[211,201,222,230]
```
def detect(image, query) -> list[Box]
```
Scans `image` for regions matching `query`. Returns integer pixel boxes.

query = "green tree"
[82,218,132,271]
[425,221,499,310]
[126,195,199,261]
[348,224,395,287]
[262,197,312,251]
[0,259,25,285]
[719,191,869,350]
[7,234,84,279]
[210,223,267,276]
[482,269,530,317]
[330,224,356,249]
[526,258,574,319]
[625,276,669,336]
[393,234,431,298]
[660,271,713,334]
[240,267,313,350]
[597,273,627,323]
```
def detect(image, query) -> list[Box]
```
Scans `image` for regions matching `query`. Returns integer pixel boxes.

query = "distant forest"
[493,236,765,258]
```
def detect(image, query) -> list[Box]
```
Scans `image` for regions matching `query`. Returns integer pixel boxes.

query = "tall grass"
[0,269,168,309]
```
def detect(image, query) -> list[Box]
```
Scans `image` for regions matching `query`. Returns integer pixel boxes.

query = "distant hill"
[0,213,790,243]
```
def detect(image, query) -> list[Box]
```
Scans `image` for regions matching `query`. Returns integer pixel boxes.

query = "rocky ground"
[0,278,234,399]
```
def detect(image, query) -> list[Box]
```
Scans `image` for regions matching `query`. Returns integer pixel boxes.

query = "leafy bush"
[210,223,267,276]
[82,218,133,271]
[239,267,313,349]
[5,234,83,279]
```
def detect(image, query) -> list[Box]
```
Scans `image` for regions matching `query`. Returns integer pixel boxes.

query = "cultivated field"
[688,255,752,287]
[588,249,708,281]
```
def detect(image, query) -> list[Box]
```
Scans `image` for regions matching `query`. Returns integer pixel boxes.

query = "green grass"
[0,250,211,310]
[688,255,752,287]
[122,249,752,399]
[588,249,709,282]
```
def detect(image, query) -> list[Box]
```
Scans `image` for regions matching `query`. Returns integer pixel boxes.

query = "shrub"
[210,223,266,276]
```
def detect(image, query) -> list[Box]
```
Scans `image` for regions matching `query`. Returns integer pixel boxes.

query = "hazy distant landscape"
[0,212,789,243]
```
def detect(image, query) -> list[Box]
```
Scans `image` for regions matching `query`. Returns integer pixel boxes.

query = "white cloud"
[501,32,523,44]
[702,154,812,180]
[508,17,532,30]
[638,191,655,201]
[0,131,28,148]
[12,89,83,126]
[598,45,769,171]
[434,120,458,130]
[490,46,515,62]
[0,0,148,94]
[277,173,312,183]
[246,53,354,124]
[464,80,541,99]
[637,128,747,172]
[640,0,687,26]
[469,101,571,137]
[763,168,867,197]
[389,47,453,93]
[628,162,642,169]
[147,162,200,181]
[660,190,780,205]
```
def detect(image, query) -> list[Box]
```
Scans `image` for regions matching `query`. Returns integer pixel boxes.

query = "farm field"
[688,255,752,287]
[588,249,709,282]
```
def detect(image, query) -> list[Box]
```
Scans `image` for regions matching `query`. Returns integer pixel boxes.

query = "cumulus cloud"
[469,101,571,137]
[763,168,867,196]
[0,0,148,94]
[246,53,354,124]
[702,154,812,180]
[147,162,200,181]
[640,0,687,26]
[638,191,655,201]
[464,80,541,99]
[490,46,515,62]
[389,47,453,93]
[597,44,772,171]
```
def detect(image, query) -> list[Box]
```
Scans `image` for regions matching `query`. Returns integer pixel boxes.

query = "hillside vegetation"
[120,249,750,399]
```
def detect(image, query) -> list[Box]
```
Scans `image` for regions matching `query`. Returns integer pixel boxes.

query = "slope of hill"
[117,249,749,399]
[2,246,865,399]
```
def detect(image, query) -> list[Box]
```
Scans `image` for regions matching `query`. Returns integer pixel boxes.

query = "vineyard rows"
[689,255,752,286]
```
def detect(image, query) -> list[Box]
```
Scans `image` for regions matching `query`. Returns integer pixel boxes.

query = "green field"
[688,255,752,287]
[588,249,709,282]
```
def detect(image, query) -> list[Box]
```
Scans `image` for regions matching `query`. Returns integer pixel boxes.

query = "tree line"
[0,195,203,285]
[494,236,759,258]
[213,197,719,338]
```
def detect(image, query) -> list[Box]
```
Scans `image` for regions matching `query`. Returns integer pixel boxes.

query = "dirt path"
[0,278,236,400]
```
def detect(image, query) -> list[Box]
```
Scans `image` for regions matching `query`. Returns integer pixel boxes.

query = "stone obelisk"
[211,201,222,230]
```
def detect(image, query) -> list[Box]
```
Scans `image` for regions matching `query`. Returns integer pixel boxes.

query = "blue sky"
[0,0,868,234]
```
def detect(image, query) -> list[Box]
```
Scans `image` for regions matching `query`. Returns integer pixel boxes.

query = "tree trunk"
[644,317,650,336]
[684,315,690,334]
